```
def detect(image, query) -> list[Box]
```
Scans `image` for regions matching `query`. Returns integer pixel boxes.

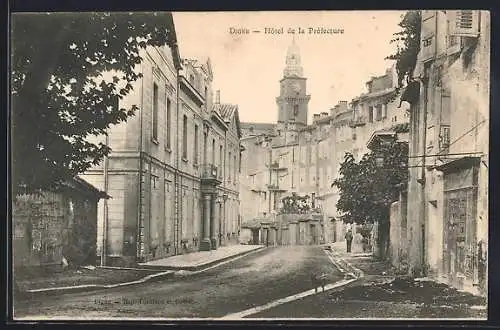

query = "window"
[376,105,382,121]
[152,83,159,141]
[382,104,387,119]
[424,63,434,119]
[219,145,223,177]
[151,174,159,189]
[368,106,374,122]
[211,139,215,165]
[189,74,195,85]
[204,86,208,100]
[166,98,171,149]
[202,133,207,163]
[234,154,237,184]
[448,10,479,37]
[292,147,295,162]
[293,104,299,116]
[194,124,199,164]
[228,151,232,181]
[439,125,451,152]
[182,115,188,159]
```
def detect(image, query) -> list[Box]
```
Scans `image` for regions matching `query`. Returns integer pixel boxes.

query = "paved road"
[14,246,343,319]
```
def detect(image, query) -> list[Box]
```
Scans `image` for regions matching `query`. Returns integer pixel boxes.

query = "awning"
[366,131,397,150]
[433,156,480,173]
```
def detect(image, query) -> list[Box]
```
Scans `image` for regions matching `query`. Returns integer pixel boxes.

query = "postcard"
[11,10,489,321]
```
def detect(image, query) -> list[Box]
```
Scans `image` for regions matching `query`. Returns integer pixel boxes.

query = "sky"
[173,11,404,124]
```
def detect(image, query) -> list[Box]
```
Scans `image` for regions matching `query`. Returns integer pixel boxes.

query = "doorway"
[251,229,259,245]
[442,162,478,289]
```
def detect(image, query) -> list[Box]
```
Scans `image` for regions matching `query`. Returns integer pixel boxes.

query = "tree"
[11,12,178,194]
[279,193,310,214]
[385,10,422,101]
[332,141,408,258]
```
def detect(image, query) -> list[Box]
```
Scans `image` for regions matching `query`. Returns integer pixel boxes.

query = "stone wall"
[13,188,99,268]
[389,197,408,272]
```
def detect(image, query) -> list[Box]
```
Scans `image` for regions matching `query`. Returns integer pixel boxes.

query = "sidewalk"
[16,244,265,296]
[138,244,264,271]
[14,266,172,295]
[326,241,487,318]
[329,241,393,283]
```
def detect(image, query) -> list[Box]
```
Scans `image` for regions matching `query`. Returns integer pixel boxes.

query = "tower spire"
[283,38,303,78]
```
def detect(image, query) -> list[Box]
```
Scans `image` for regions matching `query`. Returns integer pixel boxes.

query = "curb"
[324,247,365,280]
[23,270,175,295]
[172,246,267,277]
[219,277,358,319]
[139,246,266,272]
[21,246,266,296]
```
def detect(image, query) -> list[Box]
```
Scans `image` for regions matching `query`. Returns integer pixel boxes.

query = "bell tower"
[276,38,311,128]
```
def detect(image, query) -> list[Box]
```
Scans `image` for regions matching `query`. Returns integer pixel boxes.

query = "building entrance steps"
[138,244,265,271]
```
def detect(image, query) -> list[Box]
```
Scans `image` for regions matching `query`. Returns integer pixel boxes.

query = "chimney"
[321,112,328,118]
[216,90,220,104]
[313,114,320,122]
[339,101,348,112]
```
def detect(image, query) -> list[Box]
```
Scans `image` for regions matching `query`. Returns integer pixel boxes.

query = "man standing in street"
[345,228,353,253]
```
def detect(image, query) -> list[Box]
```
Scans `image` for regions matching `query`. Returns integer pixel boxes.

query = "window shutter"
[446,13,463,56]
[448,10,480,37]
[439,125,451,151]
[421,11,437,62]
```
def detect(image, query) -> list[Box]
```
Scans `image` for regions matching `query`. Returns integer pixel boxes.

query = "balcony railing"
[268,161,287,171]
[348,116,367,128]
[200,164,219,181]
[267,184,286,192]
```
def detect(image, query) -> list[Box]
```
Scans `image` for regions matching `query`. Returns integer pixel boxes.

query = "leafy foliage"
[11,12,177,193]
[385,11,422,100]
[332,141,409,226]
[279,193,311,214]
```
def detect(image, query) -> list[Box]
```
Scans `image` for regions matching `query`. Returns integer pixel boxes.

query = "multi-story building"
[322,102,354,242]
[240,39,318,244]
[81,15,242,266]
[239,39,410,246]
[404,10,489,296]
[350,65,410,161]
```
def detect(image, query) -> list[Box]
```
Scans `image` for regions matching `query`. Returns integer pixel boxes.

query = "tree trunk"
[377,208,390,260]
[12,21,73,193]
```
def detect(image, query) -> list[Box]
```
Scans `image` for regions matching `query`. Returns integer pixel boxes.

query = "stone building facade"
[405,10,489,296]
[239,40,410,247]
[81,16,242,266]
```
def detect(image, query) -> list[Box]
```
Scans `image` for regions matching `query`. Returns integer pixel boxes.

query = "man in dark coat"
[345,229,353,253]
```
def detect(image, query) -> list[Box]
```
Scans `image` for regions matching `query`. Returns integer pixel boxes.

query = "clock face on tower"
[292,82,301,93]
